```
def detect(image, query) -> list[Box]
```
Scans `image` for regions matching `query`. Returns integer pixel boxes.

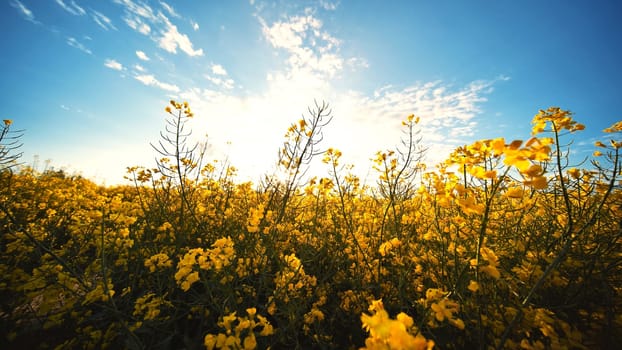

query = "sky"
[2,0,621,186]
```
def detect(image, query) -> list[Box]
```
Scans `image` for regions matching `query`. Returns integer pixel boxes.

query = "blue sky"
[3,0,621,185]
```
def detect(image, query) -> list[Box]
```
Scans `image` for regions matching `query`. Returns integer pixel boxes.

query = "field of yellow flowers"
[1,104,621,349]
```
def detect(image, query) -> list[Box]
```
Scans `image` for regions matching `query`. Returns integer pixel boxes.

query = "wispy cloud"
[125,16,151,34]
[134,74,179,92]
[346,57,369,71]
[55,0,85,16]
[115,0,156,35]
[260,14,343,79]
[134,64,145,72]
[104,59,124,71]
[205,75,235,90]
[206,64,234,89]
[191,20,199,31]
[319,0,339,11]
[114,0,203,57]
[11,0,38,23]
[136,50,150,61]
[359,80,492,125]
[157,13,204,56]
[67,37,92,54]
[113,0,157,21]
[159,1,180,18]
[91,10,117,31]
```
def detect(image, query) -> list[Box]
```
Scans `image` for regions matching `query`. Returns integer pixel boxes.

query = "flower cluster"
[361,299,434,350]
[203,308,274,350]
[144,253,173,272]
[174,237,236,291]
[273,253,317,303]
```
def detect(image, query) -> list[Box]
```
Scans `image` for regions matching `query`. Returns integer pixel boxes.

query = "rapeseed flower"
[361,299,434,350]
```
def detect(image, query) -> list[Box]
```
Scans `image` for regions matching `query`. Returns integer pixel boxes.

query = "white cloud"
[134,64,145,72]
[136,50,150,61]
[115,0,156,35]
[261,15,322,51]
[358,80,490,124]
[260,14,342,79]
[138,23,151,34]
[191,20,199,31]
[211,64,227,76]
[205,75,235,90]
[55,0,86,16]
[346,57,369,70]
[124,16,151,34]
[160,1,180,18]
[66,37,92,54]
[157,14,204,56]
[319,0,339,11]
[91,10,117,31]
[114,0,204,57]
[104,59,124,71]
[113,0,157,21]
[11,0,37,23]
[134,74,180,92]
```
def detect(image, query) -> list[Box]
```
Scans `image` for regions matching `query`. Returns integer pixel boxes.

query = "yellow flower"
[457,196,485,215]
[572,123,585,131]
[503,152,532,172]
[3,119,12,126]
[450,318,465,330]
[361,299,434,350]
[480,265,501,279]
[379,238,401,256]
[604,120,622,133]
[180,271,200,291]
[505,186,524,199]
[532,121,546,135]
[567,168,581,179]
[431,300,452,321]
[396,312,414,328]
[467,280,479,292]
[204,334,217,350]
[491,137,505,156]
[522,164,543,177]
[480,247,499,265]
[221,312,237,331]
[144,253,172,272]
[524,175,548,189]
[243,333,256,350]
